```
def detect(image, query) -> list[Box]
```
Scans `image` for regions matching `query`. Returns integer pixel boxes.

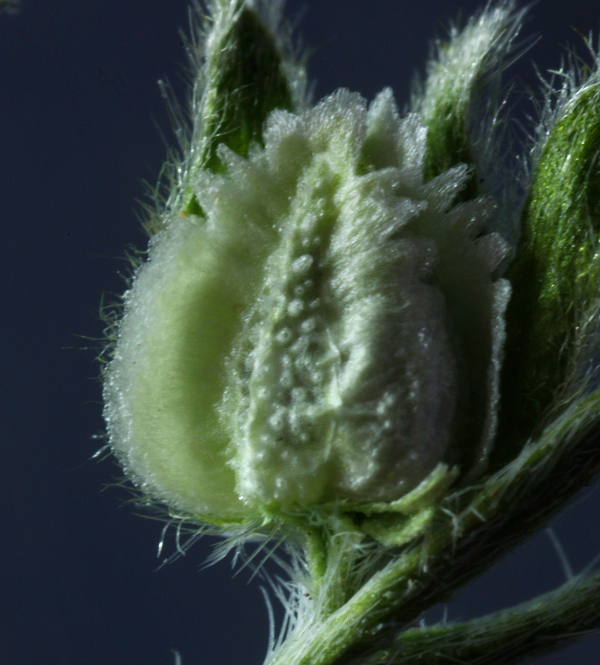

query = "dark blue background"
[3,1,600,663]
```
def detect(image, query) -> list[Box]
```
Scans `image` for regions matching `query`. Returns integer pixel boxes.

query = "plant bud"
[103,87,510,522]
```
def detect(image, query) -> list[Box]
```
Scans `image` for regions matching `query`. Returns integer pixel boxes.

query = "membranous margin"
[216,89,511,510]
[183,1,295,216]
[500,81,600,445]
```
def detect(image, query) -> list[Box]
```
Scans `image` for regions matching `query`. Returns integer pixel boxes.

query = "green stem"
[368,569,600,665]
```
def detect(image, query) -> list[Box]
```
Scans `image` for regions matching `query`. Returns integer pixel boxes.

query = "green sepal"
[355,465,459,548]
[499,82,600,448]
[416,36,480,200]
[358,508,436,549]
[355,464,459,515]
[413,4,524,203]
[183,2,294,216]
[421,96,479,201]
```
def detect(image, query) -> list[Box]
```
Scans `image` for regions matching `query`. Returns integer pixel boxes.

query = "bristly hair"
[530,30,600,173]
[142,0,309,236]
[412,0,535,257]
[529,34,600,405]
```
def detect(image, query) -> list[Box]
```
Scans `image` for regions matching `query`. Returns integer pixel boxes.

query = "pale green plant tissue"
[97,2,600,663]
